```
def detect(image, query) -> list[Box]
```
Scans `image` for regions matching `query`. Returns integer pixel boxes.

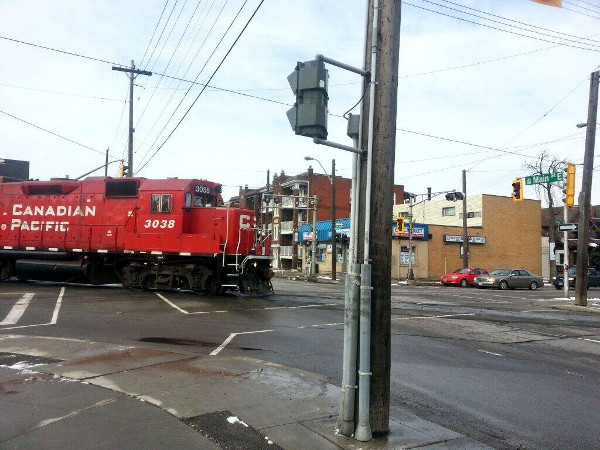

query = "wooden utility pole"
[331,159,337,280]
[575,70,599,307]
[111,60,151,176]
[356,0,401,436]
[462,169,469,267]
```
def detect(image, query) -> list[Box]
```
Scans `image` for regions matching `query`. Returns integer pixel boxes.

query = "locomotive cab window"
[151,194,172,213]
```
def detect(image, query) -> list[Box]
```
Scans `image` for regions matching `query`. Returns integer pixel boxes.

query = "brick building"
[239,167,404,271]
[393,194,542,279]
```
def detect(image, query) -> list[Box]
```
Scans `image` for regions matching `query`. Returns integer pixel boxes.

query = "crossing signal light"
[565,163,576,207]
[512,179,523,202]
[286,60,329,140]
[396,216,405,233]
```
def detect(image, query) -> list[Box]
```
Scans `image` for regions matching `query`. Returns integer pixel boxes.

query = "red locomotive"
[0,176,273,294]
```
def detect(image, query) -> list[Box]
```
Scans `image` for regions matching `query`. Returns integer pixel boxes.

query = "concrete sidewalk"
[0,334,490,449]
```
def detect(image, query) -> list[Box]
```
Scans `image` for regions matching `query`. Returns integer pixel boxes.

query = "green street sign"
[525,172,564,185]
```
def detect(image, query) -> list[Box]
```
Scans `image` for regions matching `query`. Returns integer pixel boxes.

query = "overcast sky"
[0,0,598,207]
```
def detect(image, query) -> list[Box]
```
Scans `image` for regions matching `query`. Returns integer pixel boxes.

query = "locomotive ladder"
[220,209,242,289]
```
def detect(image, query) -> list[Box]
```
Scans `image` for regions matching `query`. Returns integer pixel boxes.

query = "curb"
[550,304,600,314]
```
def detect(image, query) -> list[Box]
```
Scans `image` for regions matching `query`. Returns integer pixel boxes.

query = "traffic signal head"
[396,216,405,233]
[512,179,523,202]
[445,192,464,202]
[287,60,329,140]
[118,162,127,178]
[565,163,576,207]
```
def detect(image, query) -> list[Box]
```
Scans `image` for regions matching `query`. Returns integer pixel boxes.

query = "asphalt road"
[1,278,599,449]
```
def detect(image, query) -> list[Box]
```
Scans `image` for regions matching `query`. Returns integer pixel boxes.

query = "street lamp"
[305,155,337,280]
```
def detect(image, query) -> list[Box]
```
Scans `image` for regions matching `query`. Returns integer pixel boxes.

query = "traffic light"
[118,162,127,178]
[286,60,329,140]
[396,216,405,233]
[445,192,464,202]
[565,163,576,207]
[512,179,523,202]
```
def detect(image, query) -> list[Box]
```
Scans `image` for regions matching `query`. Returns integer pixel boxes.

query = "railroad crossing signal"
[565,163,576,207]
[286,60,329,140]
[512,179,524,202]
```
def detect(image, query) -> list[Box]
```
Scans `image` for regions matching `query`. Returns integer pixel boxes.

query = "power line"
[135,0,211,130]
[396,127,539,159]
[434,0,600,45]
[139,0,172,67]
[403,2,600,52]
[566,0,600,11]
[136,0,229,148]
[0,83,122,101]
[137,0,251,168]
[137,0,265,174]
[0,109,118,159]
[142,0,181,71]
[0,35,125,66]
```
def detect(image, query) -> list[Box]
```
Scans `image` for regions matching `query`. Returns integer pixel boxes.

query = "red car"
[440,267,489,287]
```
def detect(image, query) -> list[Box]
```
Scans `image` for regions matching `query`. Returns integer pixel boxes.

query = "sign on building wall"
[444,235,486,244]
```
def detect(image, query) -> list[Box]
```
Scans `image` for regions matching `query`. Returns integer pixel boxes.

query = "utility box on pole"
[287,60,329,140]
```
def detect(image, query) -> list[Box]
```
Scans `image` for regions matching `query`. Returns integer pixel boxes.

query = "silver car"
[474,269,544,290]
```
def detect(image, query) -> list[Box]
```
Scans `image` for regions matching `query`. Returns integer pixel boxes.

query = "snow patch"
[227,416,249,427]
[0,361,41,371]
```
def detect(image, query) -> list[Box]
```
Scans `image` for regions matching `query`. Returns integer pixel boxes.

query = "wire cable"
[434,0,600,45]
[136,0,228,148]
[135,0,208,128]
[139,0,172,67]
[0,83,122,101]
[0,35,125,66]
[137,0,265,174]
[137,0,249,168]
[0,109,119,159]
[403,2,600,52]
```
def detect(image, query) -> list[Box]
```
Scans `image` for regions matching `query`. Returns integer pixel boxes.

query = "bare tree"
[523,151,566,279]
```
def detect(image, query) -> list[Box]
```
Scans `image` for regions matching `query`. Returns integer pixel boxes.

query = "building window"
[400,246,416,265]
[442,207,455,217]
[151,194,172,213]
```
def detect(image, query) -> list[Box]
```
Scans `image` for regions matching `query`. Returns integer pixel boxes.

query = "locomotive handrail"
[223,208,230,267]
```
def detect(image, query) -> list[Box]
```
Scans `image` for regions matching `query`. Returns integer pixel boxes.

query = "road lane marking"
[210,329,274,356]
[297,322,344,329]
[1,288,65,330]
[478,350,503,356]
[0,293,34,325]
[392,313,475,321]
[50,287,65,324]
[156,292,336,315]
[580,338,600,344]
[155,292,189,314]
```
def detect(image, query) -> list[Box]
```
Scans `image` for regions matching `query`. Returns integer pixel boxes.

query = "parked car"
[554,268,600,289]
[440,267,489,287]
[474,269,544,290]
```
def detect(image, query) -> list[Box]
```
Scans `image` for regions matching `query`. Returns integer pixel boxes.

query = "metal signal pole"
[575,70,599,307]
[112,60,152,176]
[331,159,337,281]
[462,169,469,267]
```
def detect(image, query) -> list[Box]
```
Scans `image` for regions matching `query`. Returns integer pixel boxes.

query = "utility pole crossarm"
[111,60,152,177]
[111,66,153,76]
